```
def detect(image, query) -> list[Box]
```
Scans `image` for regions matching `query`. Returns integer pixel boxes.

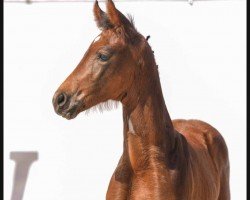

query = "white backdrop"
[4,1,246,200]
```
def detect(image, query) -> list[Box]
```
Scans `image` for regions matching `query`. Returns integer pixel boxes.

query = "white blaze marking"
[128,118,135,134]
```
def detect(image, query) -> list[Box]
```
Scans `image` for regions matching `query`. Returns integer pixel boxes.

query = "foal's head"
[53,0,153,119]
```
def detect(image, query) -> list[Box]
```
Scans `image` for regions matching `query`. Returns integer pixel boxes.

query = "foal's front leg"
[106,154,132,200]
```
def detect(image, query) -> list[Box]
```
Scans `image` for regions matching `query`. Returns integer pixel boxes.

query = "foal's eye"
[98,54,109,62]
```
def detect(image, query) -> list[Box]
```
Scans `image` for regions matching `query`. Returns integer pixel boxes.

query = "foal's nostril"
[57,93,67,107]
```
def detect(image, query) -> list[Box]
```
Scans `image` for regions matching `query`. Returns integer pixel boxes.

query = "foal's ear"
[106,0,133,28]
[93,0,113,30]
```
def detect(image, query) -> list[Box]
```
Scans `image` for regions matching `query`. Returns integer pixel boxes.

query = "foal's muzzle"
[52,91,83,120]
[53,92,68,109]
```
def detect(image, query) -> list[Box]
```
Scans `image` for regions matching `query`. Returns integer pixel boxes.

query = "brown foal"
[52,1,230,199]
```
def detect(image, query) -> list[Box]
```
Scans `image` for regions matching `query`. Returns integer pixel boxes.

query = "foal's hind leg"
[217,165,230,200]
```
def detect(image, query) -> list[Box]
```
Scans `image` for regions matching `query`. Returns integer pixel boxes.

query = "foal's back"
[173,119,230,200]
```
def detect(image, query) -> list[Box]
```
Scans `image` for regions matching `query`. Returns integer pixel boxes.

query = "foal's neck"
[122,82,175,149]
[121,45,176,171]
